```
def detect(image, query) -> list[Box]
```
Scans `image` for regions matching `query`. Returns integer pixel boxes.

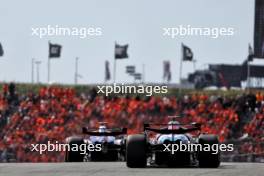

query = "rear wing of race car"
[82,127,127,136]
[143,123,201,134]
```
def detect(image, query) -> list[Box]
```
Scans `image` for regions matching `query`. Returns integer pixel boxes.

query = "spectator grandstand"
[0,83,263,162]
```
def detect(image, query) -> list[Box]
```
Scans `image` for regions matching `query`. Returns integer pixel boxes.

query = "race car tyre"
[126,134,147,168]
[198,134,220,168]
[65,136,84,162]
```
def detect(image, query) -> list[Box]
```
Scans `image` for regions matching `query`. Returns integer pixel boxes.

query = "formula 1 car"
[126,117,220,168]
[65,122,127,162]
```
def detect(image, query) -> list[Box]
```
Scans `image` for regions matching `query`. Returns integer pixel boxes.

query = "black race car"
[65,122,127,162]
[126,118,220,168]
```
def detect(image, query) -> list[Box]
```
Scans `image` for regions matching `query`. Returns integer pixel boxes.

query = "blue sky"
[0,0,258,84]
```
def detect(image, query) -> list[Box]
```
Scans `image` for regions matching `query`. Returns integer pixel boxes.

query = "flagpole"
[247,59,251,92]
[142,63,145,84]
[35,60,41,84]
[163,61,165,83]
[113,59,116,83]
[179,43,183,95]
[105,61,110,84]
[47,57,50,83]
[104,61,106,84]
[113,42,117,83]
[193,59,196,72]
[246,43,254,93]
[31,58,35,84]
[74,57,79,85]
[48,41,50,83]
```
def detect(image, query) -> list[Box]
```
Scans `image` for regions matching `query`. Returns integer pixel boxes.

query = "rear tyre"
[126,134,147,168]
[198,134,220,168]
[65,136,84,162]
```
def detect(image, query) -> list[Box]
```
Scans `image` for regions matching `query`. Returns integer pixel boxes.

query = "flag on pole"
[248,43,254,61]
[134,73,142,80]
[182,44,193,61]
[126,65,135,74]
[105,60,111,81]
[163,61,171,82]
[242,43,255,65]
[115,43,129,59]
[49,42,62,58]
[0,43,4,56]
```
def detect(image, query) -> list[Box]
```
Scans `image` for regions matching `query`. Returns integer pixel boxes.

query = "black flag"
[0,43,4,56]
[182,44,193,61]
[126,65,135,75]
[115,43,128,59]
[105,61,111,81]
[49,42,62,58]
[134,73,142,80]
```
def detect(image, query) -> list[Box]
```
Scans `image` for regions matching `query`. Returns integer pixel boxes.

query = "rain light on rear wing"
[82,127,127,136]
[143,123,201,134]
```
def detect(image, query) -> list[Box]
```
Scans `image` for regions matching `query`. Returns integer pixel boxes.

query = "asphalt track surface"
[0,162,263,176]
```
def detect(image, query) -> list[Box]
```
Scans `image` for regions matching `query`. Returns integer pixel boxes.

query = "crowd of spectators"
[0,83,263,162]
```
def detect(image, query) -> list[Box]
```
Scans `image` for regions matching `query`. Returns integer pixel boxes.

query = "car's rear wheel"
[126,134,147,168]
[198,134,220,168]
[65,136,84,162]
